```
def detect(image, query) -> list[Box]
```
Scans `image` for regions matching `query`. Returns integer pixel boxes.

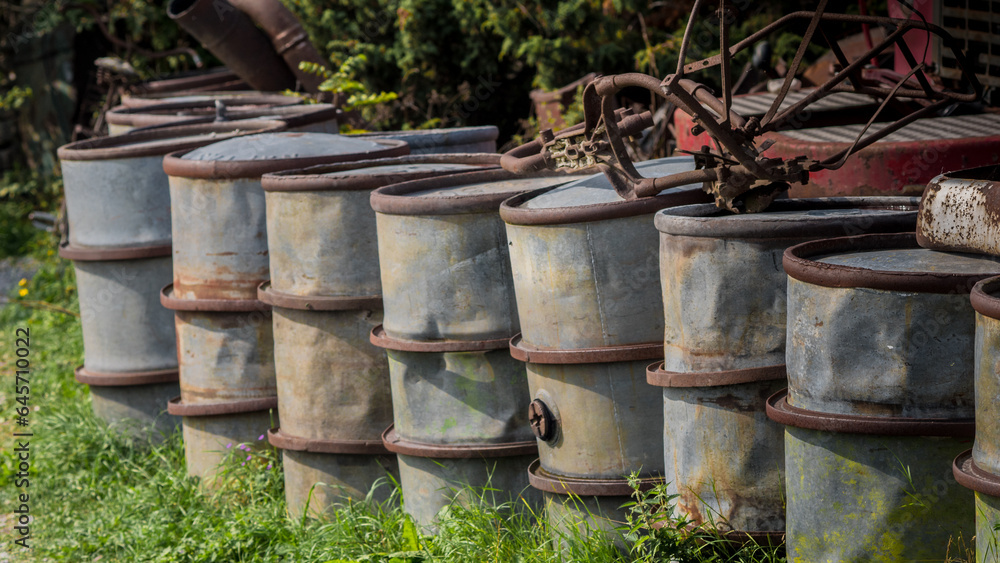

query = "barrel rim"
[370,325,510,352]
[509,334,662,364]
[267,427,390,455]
[381,425,538,459]
[75,365,179,387]
[104,94,305,127]
[258,281,382,311]
[653,197,919,238]
[500,183,710,226]
[765,389,976,437]
[161,284,272,313]
[121,89,265,108]
[167,395,277,417]
[162,138,410,180]
[261,153,501,192]
[953,449,1000,498]
[971,276,1000,320]
[57,120,285,161]
[348,125,499,149]
[646,361,786,388]
[783,233,998,294]
[123,105,342,135]
[527,459,663,496]
[59,242,172,262]
[137,67,240,93]
[370,168,578,216]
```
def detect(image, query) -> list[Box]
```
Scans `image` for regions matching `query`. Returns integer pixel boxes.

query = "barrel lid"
[57,120,286,161]
[783,233,1000,293]
[105,94,305,127]
[120,90,295,108]
[370,169,576,216]
[500,157,710,225]
[262,154,499,192]
[655,197,919,238]
[349,126,498,150]
[162,132,410,180]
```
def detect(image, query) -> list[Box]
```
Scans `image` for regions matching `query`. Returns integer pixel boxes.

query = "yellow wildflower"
[18,278,26,287]
[19,289,28,297]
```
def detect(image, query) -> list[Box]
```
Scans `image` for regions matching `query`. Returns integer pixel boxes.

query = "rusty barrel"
[370,170,576,526]
[257,157,498,515]
[953,276,1000,560]
[648,198,920,542]
[163,132,409,301]
[104,94,303,135]
[350,126,498,155]
[768,232,1000,560]
[58,121,283,250]
[161,285,277,485]
[498,158,707,539]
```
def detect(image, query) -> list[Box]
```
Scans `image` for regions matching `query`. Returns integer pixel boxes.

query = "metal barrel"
[368,169,580,526]
[261,154,499,299]
[917,165,1000,260]
[167,397,278,486]
[76,367,180,440]
[952,276,1000,559]
[500,157,709,350]
[163,132,409,301]
[370,170,576,341]
[770,232,999,559]
[104,94,304,135]
[350,126,499,155]
[161,285,278,484]
[57,121,284,249]
[62,246,177,373]
[649,198,920,538]
[259,157,502,514]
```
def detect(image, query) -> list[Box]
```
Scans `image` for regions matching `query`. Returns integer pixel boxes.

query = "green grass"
[0,222,787,563]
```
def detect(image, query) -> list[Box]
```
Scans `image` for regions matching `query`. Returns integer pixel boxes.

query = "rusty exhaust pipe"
[227,0,326,93]
[167,0,297,92]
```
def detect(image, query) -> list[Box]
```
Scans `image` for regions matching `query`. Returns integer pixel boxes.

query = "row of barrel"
[55,94,1000,559]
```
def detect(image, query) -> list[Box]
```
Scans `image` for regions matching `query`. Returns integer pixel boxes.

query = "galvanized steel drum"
[161,285,275,405]
[649,198,919,538]
[261,154,499,298]
[62,246,177,373]
[76,367,180,438]
[278,448,398,516]
[168,397,278,485]
[500,157,709,350]
[104,94,304,135]
[769,232,997,560]
[370,170,575,341]
[57,121,284,249]
[351,126,498,155]
[163,132,409,301]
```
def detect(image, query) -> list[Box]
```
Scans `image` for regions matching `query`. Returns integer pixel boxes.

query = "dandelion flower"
[18,278,26,287]
[47,249,54,256]
[18,289,28,297]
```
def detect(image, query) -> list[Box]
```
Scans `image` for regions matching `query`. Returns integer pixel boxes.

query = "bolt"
[528,399,556,441]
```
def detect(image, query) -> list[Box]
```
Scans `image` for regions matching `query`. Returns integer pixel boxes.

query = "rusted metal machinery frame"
[501,1,982,212]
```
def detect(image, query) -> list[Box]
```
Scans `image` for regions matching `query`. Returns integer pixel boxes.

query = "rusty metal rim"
[160,284,272,313]
[162,139,410,180]
[167,395,277,417]
[104,95,304,126]
[765,389,975,437]
[381,425,538,459]
[57,120,286,161]
[645,361,786,388]
[261,154,501,192]
[75,365,179,387]
[527,459,662,496]
[509,334,663,364]
[500,183,711,226]
[370,168,578,216]
[139,67,240,93]
[653,197,919,238]
[953,449,1000,498]
[59,242,172,262]
[370,325,510,353]
[257,281,382,311]
[267,427,390,455]
[971,276,1000,320]
[783,233,994,294]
